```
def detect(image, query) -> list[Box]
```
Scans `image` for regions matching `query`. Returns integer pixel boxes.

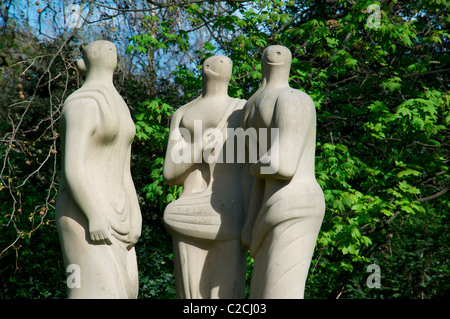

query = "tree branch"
[402,68,450,78]
[94,0,251,13]
[417,186,449,203]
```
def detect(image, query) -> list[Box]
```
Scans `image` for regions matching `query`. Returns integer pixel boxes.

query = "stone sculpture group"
[55,40,325,299]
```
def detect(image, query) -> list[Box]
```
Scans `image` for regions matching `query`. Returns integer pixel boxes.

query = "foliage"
[135,99,182,211]
[136,221,176,299]
[0,25,78,298]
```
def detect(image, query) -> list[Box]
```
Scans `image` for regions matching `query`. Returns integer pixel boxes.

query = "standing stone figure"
[163,56,251,298]
[241,45,325,299]
[56,40,142,299]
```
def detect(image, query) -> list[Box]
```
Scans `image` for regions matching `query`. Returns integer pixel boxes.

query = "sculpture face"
[203,55,232,81]
[261,45,292,77]
[262,45,292,65]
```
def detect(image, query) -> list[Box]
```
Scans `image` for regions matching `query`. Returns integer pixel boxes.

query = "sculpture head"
[202,55,233,83]
[262,45,292,67]
[261,45,292,82]
[79,40,118,75]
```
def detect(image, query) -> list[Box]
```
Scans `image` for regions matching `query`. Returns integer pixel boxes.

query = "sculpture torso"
[60,84,136,237]
[247,87,281,130]
[245,84,325,237]
[164,96,248,240]
[181,96,234,134]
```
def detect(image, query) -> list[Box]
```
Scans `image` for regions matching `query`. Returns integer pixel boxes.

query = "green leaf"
[203,42,216,52]
[382,77,402,92]
[396,169,421,178]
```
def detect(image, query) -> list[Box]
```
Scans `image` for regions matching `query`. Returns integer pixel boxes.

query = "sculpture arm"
[124,145,142,250]
[163,97,201,186]
[241,78,266,131]
[241,176,264,251]
[251,90,314,180]
[61,98,113,245]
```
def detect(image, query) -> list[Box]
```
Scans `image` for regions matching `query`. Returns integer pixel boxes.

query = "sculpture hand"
[126,205,142,250]
[88,216,113,245]
[126,230,140,251]
[202,128,221,153]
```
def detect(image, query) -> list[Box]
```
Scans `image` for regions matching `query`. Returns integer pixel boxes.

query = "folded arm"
[163,97,201,186]
[251,90,314,180]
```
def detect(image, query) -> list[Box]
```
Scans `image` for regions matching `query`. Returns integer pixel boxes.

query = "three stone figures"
[56,40,325,299]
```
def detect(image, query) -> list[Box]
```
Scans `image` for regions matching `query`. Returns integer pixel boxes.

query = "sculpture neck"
[83,71,115,87]
[262,65,290,90]
[202,79,229,99]
[264,78,290,90]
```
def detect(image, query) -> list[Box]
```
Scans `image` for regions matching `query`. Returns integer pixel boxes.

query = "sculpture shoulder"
[269,88,316,130]
[61,90,104,125]
[276,88,314,109]
[63,88,107,113]
[234,98,247,111]
[274,88,315,117]
[170,96,201,122]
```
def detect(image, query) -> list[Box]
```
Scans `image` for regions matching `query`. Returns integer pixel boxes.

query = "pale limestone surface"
[163,55,251,298]
[55,40,142,299]
[241,45,325,299]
